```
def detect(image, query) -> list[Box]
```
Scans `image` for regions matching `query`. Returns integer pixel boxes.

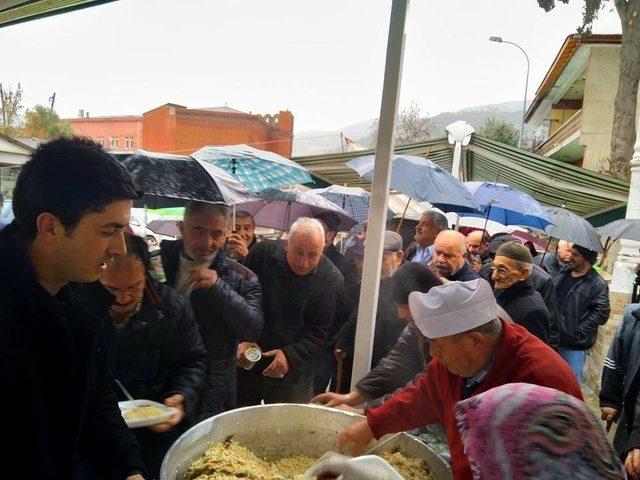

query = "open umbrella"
[461,181,553,230]
[310,185,394,225]
[192,144,313,192]
[235,188,357,232]
[545,207,603,253]
[346,154,482,213]
[120,150,256,206]
[147,219,181,238]
[595,219,640,242]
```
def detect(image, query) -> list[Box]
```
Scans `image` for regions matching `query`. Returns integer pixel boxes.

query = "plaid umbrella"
[192,144,312,193]
[310,185,394,225]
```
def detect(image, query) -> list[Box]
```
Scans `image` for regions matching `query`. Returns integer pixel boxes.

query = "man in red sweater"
[339,279,582,480]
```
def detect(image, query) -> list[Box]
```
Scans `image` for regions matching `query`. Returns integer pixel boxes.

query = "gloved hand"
[303,452,404,480]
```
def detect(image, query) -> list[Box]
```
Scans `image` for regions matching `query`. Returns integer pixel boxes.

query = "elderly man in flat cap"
[492,241,552,344]
[338,279,582,480]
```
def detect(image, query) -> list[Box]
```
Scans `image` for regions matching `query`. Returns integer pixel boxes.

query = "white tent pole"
[351,0,409,388]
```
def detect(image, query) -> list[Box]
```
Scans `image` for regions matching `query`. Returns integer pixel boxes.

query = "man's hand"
[312,392,353,408]
[338,420,375,456]
[237,342,260,369]
[149,394,185,433]
[188,267,218,291]
[262,349,289,378]
[601,406,619,431]
[227,234,249,258]
[626,449,640,479]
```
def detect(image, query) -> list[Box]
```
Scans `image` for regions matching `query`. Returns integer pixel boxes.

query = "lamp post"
[490,36,530,149]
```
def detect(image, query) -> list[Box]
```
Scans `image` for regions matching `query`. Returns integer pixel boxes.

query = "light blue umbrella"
[310,185,394,225]
[192,144,312,192]
[459,181,553,230]
[346,154,482,213]
[235,188,357,232]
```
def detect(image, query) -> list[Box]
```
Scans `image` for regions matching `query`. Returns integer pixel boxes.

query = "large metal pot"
[160,403,452,480]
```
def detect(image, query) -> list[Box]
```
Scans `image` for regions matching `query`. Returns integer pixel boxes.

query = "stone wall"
[583,291,631,394]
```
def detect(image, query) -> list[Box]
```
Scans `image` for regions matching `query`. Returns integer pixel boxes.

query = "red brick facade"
[67,104,294,156]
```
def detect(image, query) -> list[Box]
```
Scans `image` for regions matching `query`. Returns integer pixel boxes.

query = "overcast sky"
[1,0,621,132]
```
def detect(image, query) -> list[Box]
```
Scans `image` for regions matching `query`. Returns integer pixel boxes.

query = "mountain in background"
[292,100,529,156]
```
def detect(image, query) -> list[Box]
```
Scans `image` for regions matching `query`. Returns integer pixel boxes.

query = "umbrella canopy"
[192,144,313,193]
[545,207,603,253]
[461,182,553,230]
[147,219,181,238]
[235,188,357,232]
[595,219,640,242]
[311,185,394,225]
[346,154,482,213]
[120,150,256,206]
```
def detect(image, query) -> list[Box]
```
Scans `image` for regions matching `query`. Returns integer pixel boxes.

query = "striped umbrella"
[192,144,312,193]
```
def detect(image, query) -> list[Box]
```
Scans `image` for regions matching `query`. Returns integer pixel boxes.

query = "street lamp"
[490,36,530,149]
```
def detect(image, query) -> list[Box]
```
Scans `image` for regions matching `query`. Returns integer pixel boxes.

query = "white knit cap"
[408,278,498,339]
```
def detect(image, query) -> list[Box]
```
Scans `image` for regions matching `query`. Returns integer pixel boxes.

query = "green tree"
[536,0,640,179]
[0,83,24,137]
[370,101,434,146]
[21,105,73,139]
[478,117,520,147]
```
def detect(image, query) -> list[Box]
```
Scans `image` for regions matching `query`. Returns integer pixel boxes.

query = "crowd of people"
[1,136,637,480]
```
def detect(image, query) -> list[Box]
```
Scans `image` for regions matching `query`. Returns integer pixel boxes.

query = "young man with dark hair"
[0,137,146,479]
[160,201,264,418]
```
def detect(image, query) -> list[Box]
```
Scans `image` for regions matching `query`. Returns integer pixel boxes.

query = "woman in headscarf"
[454,383,626,480]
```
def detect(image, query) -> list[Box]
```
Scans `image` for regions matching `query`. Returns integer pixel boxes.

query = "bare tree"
[0,83,24,137]
[370,101,434,146]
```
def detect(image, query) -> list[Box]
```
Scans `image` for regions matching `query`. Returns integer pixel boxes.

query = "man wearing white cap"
[338,278,582,480]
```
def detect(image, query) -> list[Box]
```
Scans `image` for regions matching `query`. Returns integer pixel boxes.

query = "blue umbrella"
[235,188,357,232]
[310,185,394,225]
[192,144,313,192]
[346,154,482,213]
[460,181,554,230]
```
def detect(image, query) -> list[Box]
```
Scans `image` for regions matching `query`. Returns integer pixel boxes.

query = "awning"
[0,0,117,29]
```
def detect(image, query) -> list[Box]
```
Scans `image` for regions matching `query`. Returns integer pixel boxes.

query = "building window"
[96,136,104,146]
[109,136,119,149]
[125,137,134,150]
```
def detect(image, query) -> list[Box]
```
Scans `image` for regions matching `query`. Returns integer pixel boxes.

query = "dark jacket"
[537,251,567,277]
[553,267,610,350]
[0,225,145,480]
[160,240,264,363]
[324,244,358,345]
[355,324,429,403]
[600,304,640,456]
[81,279,207,477]
[245,240,343,369]
[335,277,406,368]
[450,261,480,282]
[494,277,551,344]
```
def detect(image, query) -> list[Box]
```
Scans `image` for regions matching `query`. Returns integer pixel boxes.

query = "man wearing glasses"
[160,202,264,418]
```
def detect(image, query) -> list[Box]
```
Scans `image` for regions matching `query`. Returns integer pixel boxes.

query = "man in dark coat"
[600,303,640,479]
[466,230,491,271]
[313,212,358,394]
[238,217,343,404]
[492,241,551,343]
[537,239,574,276]
[86,235,207,478]
[160,202,264,418]
[430,230,480,282]
[555,243,610,382]
[0,137,146,479]
[226,210,258,262]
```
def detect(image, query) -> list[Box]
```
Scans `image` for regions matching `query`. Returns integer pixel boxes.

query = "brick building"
[67,104,294,157]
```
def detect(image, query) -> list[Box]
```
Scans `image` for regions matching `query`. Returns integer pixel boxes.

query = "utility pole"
[340,132,345,153]
[0,83,5,126]
[49,92,56,110]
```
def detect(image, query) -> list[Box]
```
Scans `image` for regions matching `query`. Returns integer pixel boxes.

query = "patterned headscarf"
[454,383,626,480]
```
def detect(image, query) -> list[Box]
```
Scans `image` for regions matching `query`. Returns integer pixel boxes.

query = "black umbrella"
[117,150,256,206]
[545,207,603,253]
[595,219,640,242]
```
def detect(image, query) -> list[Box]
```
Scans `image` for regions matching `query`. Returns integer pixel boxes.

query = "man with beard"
[330,231,405,391]
[429,230,479,282]
[0,137,145,479]
[465,230,490,272]
[160,202,264,418]
[405,211,448,264]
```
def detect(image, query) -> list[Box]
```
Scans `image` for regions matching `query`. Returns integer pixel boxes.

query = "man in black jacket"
[537,239,574,276]
[226,210,257,262]
[238,217,343,404]
[492,241,551,343]
[600,303,640,479]
[160,202,264,418]
[555,244,610,382]
[91,235,207,478]
[430,230,479,282]
[0,137,145,479]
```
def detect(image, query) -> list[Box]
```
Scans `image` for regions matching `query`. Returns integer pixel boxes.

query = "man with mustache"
[160,202,264,419]
[429,230,480,282]
[237,217,343,404]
